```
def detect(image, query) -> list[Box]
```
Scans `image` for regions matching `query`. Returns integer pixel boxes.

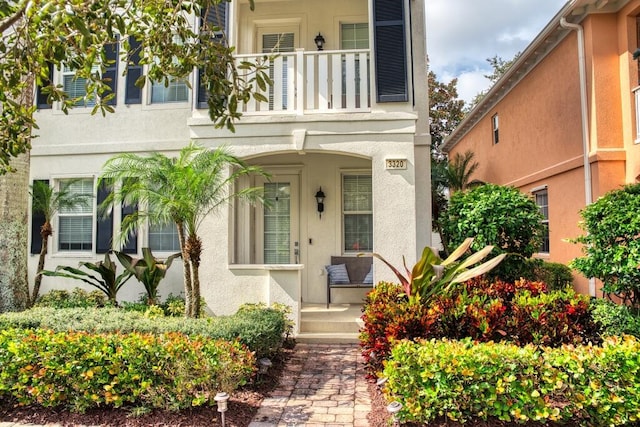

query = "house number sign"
[385,158,407,170]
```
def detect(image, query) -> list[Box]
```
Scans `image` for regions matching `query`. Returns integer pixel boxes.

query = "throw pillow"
[325,264,350,285]
[363,265,373,284]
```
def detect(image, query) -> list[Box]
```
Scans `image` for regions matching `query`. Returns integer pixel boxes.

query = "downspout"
[560,16,596,297]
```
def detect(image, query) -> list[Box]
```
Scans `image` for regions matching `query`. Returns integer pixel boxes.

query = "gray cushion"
[363,265,373,284]
[325,264,350,285]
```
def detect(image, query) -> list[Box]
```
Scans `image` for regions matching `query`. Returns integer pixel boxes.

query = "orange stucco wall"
[447,3,640,295]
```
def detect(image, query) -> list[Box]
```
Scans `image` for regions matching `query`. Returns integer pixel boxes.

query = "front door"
[256,175,300,264]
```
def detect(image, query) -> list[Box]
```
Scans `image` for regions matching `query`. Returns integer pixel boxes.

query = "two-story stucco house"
[29,0,430,331]
[443,0,640,296]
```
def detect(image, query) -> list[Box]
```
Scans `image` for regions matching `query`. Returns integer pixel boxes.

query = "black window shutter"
[30,179,49,254]
[197,2,228,109]
[36,63,53,110]
[96,180,114,254]
[121,202,138,254]
[104,40,118,106]
[373,0,408,102]
[125,36,143,105]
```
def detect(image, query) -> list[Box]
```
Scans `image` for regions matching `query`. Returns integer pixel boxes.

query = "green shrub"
[590,298,640,339]
[35,288,107,308]
[529,260,573,291]
[441,184,545,282]
[0,328,254,412]
[383,337,640,425]
[0,306,285,359]
[570,183,640,307]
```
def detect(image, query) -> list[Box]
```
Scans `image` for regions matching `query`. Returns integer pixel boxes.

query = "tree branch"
[0,3,27,34]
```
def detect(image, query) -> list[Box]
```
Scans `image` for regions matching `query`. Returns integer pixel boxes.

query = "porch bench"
[326,256,373,308]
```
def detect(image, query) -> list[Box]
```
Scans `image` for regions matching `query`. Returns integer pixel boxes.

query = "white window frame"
[492,113,499,144]
[55,177,95,254]
[341,172,373,254]
[532,186,549,254]
[148,221,181,253]
[62,64,100,107]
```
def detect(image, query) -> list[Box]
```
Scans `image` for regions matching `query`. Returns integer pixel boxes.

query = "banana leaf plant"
[39,252,133,304]
[114,248,181,306]
[368,238,506,304]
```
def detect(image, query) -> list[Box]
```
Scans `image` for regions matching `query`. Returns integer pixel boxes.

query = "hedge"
[383,337,640,426]
[0,328,254,412]
[0,307,285,359]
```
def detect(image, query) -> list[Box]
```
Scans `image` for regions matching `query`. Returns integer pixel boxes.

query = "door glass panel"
[264,182,291,263]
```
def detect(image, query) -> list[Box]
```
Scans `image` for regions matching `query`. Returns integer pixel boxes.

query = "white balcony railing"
[236,49,371,114]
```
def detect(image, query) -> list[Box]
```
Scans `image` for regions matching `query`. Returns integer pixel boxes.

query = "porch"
[297,303,364,343]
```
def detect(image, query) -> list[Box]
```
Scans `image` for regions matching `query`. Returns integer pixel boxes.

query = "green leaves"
[114,248,181,305]
[370,238,505,305]
[382,336,640,425]
[40,253,132,303]
[441,184,545,283]
[570,183,640,307]
[0,328,255,411]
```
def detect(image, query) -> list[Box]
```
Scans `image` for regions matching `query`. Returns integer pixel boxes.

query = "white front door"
[256,175,300,264]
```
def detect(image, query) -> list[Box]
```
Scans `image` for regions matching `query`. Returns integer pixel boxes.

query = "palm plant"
[99,142,268,317]
[115,247,181,306]
[446,150,479,193]
[29,179,92,305]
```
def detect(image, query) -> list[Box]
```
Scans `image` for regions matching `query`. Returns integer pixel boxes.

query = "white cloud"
[426,0,566,105]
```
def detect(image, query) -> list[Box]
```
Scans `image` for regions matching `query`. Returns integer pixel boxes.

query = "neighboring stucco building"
[443,0,640,296]
[29,0,430,326]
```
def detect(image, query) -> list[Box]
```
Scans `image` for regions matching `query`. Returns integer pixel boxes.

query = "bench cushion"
[325,263,350,284]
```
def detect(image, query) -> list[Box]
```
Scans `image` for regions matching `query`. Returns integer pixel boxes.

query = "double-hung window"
[62,41,118,107]
[151,77,189,103]
[534,188,550,254]
[150,37,189,104]
[342,174,373,253]
[492,113,499,144]
[58,178,94,251]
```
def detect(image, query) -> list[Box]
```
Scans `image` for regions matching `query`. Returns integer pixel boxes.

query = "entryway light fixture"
[314,32,325,51]
[315,187,326,218]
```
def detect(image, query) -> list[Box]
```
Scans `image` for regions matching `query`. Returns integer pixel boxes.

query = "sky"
[425,0,568,105]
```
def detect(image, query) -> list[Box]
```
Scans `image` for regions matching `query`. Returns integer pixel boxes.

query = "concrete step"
[300,318,362,333]
[295,332,360,344]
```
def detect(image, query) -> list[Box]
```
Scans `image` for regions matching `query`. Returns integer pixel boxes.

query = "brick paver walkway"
[249,343,371,427]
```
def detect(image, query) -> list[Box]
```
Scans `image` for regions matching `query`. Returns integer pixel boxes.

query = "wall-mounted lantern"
[314,33,325,51]
[315,187,326,218]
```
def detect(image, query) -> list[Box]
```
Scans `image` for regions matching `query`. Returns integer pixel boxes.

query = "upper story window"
[151,77,189,103]
[343,174,373,253]
[57,178,94,252]
[492,113,499,144]
[62,42,119,107]
[341,23,369,49]
[534,187,550,254]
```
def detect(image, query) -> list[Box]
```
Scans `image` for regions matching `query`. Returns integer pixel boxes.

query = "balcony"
[236,49,371,115]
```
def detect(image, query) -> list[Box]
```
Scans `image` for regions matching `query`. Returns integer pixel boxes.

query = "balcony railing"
[236,49,371,114]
